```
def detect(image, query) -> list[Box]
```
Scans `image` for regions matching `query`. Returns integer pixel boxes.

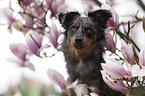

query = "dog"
[59,10,125,96]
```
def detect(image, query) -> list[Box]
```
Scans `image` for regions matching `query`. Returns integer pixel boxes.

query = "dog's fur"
[59,10,124,96]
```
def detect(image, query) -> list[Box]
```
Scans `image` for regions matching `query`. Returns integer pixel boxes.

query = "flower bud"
[3,8,16,26]
[139,46,145,67]
[47,69,67,92]
[121,40,136,65]
[49,21,60,48]
[101,4,119,29]
[105,32,116,53]
[9,43,27,60]
[25,30,43,55]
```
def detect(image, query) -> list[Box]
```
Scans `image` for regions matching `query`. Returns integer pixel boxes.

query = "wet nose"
[75,37,83,43]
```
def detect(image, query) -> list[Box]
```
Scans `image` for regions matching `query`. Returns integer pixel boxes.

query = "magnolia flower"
[49,21,60,48]
[3,8,16,26]
[25,30,43,55]
[45,0,65,16]
[101,57,132,93]
[47,69,67,92]
[102,73,126,93]
[101,4,119,29]
[121,40,136,65]
[139,46,145,67]
[101,57,132,80]
[31,5,45,19]
[9,43,26,67]
[9,43,35,70]
[9,43,27,61]
[105,32,116,53]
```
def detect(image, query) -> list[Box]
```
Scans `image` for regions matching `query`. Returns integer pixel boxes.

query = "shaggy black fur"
[59,10,125,96]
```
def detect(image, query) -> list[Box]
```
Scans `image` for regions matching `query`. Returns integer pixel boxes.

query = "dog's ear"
[59,12,80,29]
[88,9,112,28]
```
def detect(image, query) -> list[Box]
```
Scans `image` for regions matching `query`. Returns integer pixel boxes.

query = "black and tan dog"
[59,10,124,96]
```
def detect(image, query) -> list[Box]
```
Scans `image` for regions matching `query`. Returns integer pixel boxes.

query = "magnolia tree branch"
[137,0,145,11]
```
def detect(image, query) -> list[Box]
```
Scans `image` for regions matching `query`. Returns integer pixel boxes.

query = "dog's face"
[59,10,112,57]
[67,17,98,49]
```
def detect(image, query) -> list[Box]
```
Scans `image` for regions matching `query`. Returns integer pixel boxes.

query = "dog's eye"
[87,28,93,33]
[71,26,77,31]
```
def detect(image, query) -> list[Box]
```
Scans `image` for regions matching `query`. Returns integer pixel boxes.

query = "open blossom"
[49,21,60,48]
[101,4,119,29]
[47,69,67,92]
[25,30,43,55]
[101,57,132,93]
[121,40,136,65]
[105,31,116,53]
[102,73,126,94]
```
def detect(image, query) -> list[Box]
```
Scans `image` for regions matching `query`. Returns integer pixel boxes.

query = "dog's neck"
[62,38,104,67]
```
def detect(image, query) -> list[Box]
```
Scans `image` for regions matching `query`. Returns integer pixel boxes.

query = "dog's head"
[59,10,112,56]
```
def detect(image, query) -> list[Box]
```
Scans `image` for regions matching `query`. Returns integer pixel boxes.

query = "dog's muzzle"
[73,37,85,49]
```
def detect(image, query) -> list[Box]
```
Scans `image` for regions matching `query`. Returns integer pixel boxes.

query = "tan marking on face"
[85,24,90,29]
[75,22,80,28]
[67,33,97,60]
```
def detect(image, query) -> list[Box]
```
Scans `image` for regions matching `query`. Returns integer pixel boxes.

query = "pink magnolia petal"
[3,8,16,25]
[49,21,60,48]
[121,40,136,65]
[23,14,34,27]
[101,57,131,80]
[102,71,126,93]
[105,32,116,53]
[20,0,33,6]
[47,69,67,92]
[49,0,65,15]
[9,43,27,60]
[101,4,119,28]
[25,30,43,55]
[139,46,145,67]
[7,57,24,66]
[90,93,99,96]
[45,0,52,6]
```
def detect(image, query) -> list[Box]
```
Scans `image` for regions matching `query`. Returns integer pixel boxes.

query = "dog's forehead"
[74,17,94,24]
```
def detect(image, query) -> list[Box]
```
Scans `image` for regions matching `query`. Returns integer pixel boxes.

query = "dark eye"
[87,28,93,33]
[71,26,77,31]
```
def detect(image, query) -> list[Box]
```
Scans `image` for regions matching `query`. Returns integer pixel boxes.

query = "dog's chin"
[73,43,85,50]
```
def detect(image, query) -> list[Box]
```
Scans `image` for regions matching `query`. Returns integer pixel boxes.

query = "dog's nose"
[75,38,83,43]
